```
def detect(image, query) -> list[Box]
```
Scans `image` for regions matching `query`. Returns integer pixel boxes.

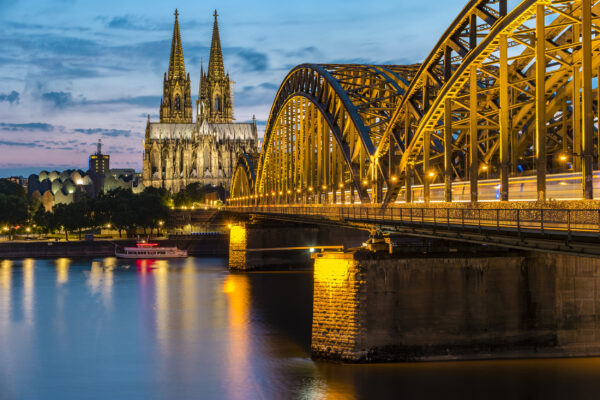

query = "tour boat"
[115,242,187,259]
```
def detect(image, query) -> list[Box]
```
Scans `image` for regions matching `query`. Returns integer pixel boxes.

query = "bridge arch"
[230,153,258,206]
[376,0,600,205]
[254,64,414,205]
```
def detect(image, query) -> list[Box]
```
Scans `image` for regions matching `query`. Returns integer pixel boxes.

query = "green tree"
[0,179,29,240]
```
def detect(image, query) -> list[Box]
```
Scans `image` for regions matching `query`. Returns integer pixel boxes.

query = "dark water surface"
[1,257,600,400]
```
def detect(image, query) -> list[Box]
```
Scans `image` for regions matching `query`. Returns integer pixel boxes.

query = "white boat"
[115,242,187,259]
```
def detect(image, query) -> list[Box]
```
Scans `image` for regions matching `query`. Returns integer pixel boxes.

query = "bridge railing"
[226,205,600,238]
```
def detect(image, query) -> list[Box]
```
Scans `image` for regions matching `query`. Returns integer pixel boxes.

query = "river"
[1,257,600,399]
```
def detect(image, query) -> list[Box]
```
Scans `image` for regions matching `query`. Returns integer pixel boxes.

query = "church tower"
[160,9,193,124]
[197,10,234,124]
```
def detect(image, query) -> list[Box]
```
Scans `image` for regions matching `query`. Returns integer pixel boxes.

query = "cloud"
[74,128,132,137]
[88,95,160,108]
[0,122,54,132]
[0,90,19,104]
[0,140,44,148]
[230,48,269,72]
[41,91,74,108]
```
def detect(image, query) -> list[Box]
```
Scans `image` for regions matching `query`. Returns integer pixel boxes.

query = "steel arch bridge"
[231,0,600,208]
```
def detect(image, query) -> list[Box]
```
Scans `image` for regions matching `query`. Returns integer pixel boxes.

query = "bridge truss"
[231,0,600,207]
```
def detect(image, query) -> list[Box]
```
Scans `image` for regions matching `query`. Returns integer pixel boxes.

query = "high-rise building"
[142,10,258,193]
[89,139,110,174]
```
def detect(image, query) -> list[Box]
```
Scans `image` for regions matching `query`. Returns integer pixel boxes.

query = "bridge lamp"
[26,227,30,233]
[297,189,302,193]
[338,183,344,188]
[106,223,111,228]
[559,181,567,186]
[428,171,435,178]
[308,187,313,192]
[279,191,283,195]
[559,154,569,162]
[391,176,398,182]
[287,190,292,195]
[322,185,327,190]
[362,179,369,186]
[158,221,164,226]
[2,226,8,231]
[228,224,232,229]
[481,165,488,172]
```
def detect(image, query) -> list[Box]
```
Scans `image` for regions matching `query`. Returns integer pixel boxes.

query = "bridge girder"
[231,0,600,207]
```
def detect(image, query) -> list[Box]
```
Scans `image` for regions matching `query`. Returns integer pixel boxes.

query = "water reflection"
[55,258,70,285]
[2,258,600,400]
[86,258,115,308]
[22,259,34,325]
[223,274,252,400]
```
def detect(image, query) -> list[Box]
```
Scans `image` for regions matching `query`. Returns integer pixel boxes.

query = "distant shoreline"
[0,236,228,258]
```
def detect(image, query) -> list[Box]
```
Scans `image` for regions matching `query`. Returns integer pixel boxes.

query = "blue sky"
[0,0,465,177]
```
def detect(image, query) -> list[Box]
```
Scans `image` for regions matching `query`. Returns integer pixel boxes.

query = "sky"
[0,0,466,177]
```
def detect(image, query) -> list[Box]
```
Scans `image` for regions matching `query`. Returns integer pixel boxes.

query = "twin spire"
[168,8,186,80]
[168,9,224,82]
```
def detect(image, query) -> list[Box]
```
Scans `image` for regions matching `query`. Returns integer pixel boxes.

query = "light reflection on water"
[1,257,600,399]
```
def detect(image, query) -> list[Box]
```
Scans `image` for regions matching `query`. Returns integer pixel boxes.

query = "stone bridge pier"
[312,249,600,363]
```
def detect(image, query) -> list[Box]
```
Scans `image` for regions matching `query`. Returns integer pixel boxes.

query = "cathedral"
[142,10,258,193]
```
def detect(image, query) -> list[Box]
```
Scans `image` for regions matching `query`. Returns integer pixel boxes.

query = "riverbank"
[0,235,228,258]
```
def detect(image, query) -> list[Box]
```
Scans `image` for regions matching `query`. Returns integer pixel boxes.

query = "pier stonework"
[311,250,600,363]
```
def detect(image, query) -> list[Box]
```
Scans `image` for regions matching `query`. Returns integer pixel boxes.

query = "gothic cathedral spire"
[197,10,233,124]
[160,9,193,124]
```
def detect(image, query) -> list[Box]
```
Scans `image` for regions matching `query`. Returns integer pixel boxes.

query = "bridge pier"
[312,249,600,363]
[228,221,368,271]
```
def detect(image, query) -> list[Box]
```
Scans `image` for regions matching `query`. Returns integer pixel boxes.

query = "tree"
[0,179,29,240]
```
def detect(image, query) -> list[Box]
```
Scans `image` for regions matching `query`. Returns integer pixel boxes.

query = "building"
[89,139,110,175]
[142,10,258,193]
[5,176,28,189]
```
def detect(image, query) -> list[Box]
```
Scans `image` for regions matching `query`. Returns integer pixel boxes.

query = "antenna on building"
[97,138,102,155]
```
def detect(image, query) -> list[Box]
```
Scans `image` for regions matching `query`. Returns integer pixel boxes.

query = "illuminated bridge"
[228,0,600,256]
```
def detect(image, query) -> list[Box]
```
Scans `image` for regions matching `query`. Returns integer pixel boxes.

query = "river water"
[1,257,600,400]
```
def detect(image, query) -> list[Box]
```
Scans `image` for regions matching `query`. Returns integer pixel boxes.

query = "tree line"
[0,179,170,240]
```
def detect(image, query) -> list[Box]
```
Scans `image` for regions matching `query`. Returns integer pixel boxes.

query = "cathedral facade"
[142,10,258,193]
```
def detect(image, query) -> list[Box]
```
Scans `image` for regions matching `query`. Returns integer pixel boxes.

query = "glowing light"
[3,227,8,231]
[559,154,568,161]
[481,165,488,171]
[25,227,30,233]
[428,171,435,178]
[322,185,327,190]
[308,187,313,192]
[309,247,315,253]
[228,224,233,229]
[495,184,501,189]
[106,223,111,228]
[559,181,567,185]
[287,190,291,194]
[158,221,164,226]
[391,176,398,182]
[338,183,344,188]
[278,191,283,195]
[297,189,302,193]
[76,179,83,185]
[362,179,369,185]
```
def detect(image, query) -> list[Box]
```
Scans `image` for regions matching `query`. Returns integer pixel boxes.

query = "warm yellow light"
[271,193,276,197]
[559,181,567,185]
[228,224,232,229]
[2,227,8,231]
[278,191,283,195]
[308,187,313,192]
[322,185,327,190]
[287,190,291,194]
[338,183,344,188]
[106,223,111,228]
[362,179,369,185]
[158,221,164,226]
[26,227,31,232]
[76,179,83,185]
[481,165,488,171]
[560,155,568,161]
[428,171,435,178]
[391,176,398,182]
[297,189,301,193]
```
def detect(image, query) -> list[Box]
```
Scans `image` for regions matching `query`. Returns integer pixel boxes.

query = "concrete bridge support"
[312,250,600,362]
[228,221,368,271]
